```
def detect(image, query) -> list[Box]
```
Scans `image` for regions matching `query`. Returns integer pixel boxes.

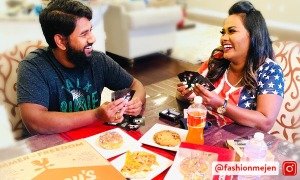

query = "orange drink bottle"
[186,96,207,145]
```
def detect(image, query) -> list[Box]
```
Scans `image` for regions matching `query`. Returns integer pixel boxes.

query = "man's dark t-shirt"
[17,48,133,112]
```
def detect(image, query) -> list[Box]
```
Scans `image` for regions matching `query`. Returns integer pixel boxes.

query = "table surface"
[0,79,299,179]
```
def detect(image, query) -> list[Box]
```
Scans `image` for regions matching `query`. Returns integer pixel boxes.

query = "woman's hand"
[193,83,223,109]
[124,97,143,116]
[96,98,127,123]
[177,82,194,100]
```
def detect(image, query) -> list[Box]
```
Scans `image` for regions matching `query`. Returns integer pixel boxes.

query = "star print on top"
[200,58,284,110]
[238,58,284,110]
[198,58,284,126]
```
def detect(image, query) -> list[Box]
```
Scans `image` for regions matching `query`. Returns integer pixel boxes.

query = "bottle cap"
[254,132,264,141]
[194,96,203,104]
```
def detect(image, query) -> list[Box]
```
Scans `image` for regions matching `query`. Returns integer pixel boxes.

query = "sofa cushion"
[270,41,300,145]
[0,40,45,139]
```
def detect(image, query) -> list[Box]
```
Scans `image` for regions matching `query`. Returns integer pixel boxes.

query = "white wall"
[187,0,299,24]
[0,4,106,53]
[0,18,45,52]
[186,0,300,41]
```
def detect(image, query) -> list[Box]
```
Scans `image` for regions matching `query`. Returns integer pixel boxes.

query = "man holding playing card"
[16,0,146,135]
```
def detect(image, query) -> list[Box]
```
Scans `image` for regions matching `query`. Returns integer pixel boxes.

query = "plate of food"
[85,128,141,159]
[164,147,218,180]
[138,123,188,151]
[110,146,173,179]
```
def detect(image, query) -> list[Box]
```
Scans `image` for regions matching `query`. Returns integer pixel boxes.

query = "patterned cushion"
[0,40,45,139]
[270,41,300,145]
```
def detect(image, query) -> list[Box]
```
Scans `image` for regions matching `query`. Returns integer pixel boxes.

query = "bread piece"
[98,131,123,150]
[153,130,181,147]
[121,151,158,178]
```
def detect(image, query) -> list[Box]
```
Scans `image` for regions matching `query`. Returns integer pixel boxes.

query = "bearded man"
[17,0,146,135]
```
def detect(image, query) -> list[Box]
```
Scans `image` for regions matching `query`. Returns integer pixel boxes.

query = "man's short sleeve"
[17,60,50,107]
[95,53,134,91]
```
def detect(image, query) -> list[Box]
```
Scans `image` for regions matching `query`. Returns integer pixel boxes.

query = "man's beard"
[66,42,92,68]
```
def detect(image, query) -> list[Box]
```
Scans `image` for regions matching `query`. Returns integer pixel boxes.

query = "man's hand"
[124,97,143,116]
[96,98,128,123]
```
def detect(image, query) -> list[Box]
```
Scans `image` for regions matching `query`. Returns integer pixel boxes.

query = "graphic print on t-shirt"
[60,78,99,112]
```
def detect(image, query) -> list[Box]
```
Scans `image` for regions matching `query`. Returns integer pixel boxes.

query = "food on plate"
[121,151,158,178]
[98,131,123,149]
[153,130,181,147]
[179,157,209,180]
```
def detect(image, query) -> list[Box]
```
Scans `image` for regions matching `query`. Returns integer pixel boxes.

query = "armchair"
[270,41,300,145]
[103,1,181,61]
[0,40,46,139]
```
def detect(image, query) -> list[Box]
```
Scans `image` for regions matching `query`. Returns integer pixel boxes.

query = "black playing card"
[178,71,215,91]
[106,115,145,131]
[192,74,215,91]
[111,88,135,101]
[177,71,199,88]
[177,71,187,82]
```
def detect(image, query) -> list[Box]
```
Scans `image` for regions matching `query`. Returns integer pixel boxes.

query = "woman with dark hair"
[177,1,284,131]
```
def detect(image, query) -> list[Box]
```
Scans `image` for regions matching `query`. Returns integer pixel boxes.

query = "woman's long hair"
[206,0,274,91]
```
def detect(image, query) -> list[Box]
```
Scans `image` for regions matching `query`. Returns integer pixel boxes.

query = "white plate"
[84,128,141,159]
[138,123,188,151]
[110,146,173,180]
[165,147,218,180]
